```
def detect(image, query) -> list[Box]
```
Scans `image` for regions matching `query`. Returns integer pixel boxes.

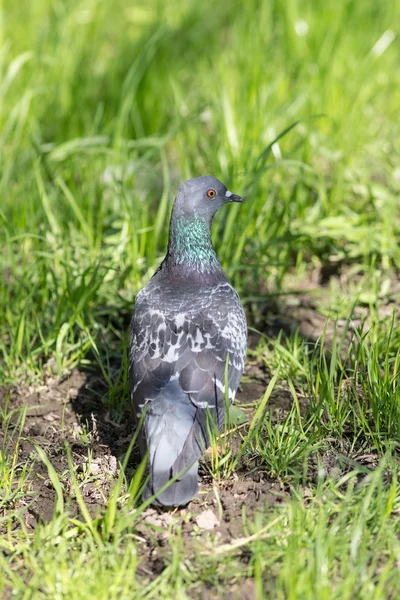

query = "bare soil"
[0,361,289,531]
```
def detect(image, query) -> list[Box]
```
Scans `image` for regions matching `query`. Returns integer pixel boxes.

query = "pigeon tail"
[142,380,205,507]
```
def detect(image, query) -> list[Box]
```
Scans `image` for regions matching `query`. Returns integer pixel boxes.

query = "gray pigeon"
[129,176,247,506]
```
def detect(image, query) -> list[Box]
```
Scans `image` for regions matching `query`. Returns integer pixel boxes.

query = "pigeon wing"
[129,284,246,473]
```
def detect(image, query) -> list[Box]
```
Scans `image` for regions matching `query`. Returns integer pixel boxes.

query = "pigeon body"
[129,176,247,506]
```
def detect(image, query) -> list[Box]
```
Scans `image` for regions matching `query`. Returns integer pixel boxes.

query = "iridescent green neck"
[167,214,222,273]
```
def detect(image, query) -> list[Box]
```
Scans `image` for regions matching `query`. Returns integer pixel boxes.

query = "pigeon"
[129,176,247,507]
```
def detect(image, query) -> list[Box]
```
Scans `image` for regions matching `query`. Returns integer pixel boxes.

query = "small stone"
[107,455,117,475]
[195,509,220,530]
[43,412,59,421]
[89,462,101,475]
[144,509,173,528]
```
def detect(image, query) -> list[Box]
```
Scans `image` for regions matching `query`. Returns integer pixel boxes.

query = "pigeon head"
[166,176,243,274]
[173,176,242,223]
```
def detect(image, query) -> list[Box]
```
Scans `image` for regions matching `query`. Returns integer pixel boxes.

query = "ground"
[2,277,398,598]
[1,362,285,541]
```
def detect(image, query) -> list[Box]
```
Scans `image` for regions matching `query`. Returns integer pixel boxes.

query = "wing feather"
[129,282,247,461]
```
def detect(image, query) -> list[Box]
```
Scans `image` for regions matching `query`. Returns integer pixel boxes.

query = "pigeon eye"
[206,189,217,198]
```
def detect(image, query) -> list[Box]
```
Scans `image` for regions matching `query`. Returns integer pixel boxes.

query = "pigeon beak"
[225,190,243,203]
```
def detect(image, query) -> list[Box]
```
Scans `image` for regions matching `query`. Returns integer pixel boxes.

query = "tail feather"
[143,380,206,507]
[143,459,199,507]
[171,409,209,476]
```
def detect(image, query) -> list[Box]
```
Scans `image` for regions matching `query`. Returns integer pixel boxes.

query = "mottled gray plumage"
[129,176,247,506]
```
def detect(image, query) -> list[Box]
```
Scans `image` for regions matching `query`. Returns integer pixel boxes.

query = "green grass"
[1,0,400,597]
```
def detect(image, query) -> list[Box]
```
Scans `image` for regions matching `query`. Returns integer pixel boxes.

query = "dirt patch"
[0,358,292,539]
[0,370,120,530]
[187,476,285,539]
[0,289,348,543]
[133,474,286,582]
[0,360,295,598]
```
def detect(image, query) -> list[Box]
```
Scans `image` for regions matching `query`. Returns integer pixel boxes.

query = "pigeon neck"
[166,213,223,274]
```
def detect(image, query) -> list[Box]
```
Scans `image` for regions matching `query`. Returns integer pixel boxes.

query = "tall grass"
[1,0,400,597]
[1,0,399,380]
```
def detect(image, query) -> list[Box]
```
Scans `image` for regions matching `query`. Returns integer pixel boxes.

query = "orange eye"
[206,189,217,198]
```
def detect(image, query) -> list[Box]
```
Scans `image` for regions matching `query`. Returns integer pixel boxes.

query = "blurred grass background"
[1,0,400,380]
